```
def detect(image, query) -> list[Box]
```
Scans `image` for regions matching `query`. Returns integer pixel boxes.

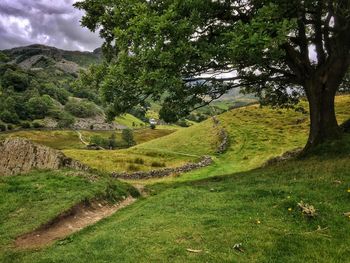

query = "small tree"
[122,129,136,147]
[108,133,118,149]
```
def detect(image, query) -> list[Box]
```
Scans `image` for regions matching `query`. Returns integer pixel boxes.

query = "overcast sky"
[0,0,103,51]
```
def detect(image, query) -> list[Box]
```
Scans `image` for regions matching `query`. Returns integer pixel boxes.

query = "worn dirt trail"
[15,196,136,250]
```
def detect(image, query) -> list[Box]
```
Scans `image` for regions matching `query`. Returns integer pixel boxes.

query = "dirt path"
[76,130,89,146]
[15,196,136,250]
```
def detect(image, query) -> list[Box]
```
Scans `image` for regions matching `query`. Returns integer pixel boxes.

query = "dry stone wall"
[112,156,213,180]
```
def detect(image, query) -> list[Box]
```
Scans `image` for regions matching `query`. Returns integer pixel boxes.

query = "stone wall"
[0,138,88,176]
[212,116,229,153]
[112,156,213,180]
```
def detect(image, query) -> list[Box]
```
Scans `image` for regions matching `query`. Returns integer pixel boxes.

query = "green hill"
[65,95,350,175]
[1,104,350,262]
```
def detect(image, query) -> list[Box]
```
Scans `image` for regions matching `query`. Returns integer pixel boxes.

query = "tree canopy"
[75,0,350,150]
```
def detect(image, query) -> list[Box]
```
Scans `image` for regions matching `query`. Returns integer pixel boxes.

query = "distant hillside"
[2,44,102,73]
[0,45,113,130]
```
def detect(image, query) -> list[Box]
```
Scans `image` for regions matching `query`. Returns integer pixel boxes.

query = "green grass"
[115,114,146,128]
[2,134,350,263]
[0,95,349,262]
[0,128,175,151]
[69,95,349,176]
[0,130,82,150]
[0,170,136,253]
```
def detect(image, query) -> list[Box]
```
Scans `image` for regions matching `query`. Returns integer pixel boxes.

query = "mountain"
[1,44,102,74]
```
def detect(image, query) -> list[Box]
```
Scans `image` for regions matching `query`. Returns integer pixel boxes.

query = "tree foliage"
[75,0,350,150]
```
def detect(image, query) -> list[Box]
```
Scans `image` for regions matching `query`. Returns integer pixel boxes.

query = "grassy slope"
[0,95,349,262]
[64,116,220,173]
[62,95,349,174]
[0,170,136,252]
[3,136,350,263]
[0,129,175,151]
[115,114,146,128]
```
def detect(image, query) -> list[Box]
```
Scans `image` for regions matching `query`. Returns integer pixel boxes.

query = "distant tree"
[122,129,136,147]
[40,83,70,105]
[26,95,53,119]
[108,132,118,149]
[75,0,350,153]
[71,63,107,103]
[65,99,101,118]
[0,110,19,124]
[2,69,29,92]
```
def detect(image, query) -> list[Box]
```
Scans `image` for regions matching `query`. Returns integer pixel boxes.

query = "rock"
[0,138,88,176]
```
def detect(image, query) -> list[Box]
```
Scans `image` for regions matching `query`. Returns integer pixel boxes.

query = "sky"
[0,0,103,51]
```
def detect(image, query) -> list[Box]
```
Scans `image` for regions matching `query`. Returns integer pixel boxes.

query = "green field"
[65,96,349,175]
[0,170,138,253]
[0,95,349,262]
[0,128,175,150]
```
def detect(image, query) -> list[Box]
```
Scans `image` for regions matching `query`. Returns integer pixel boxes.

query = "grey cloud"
[0,0,103,51]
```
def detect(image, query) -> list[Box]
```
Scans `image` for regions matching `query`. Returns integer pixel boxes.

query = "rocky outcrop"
[0,138,88,176]
[112,156,213,180]
[72,115,126,130]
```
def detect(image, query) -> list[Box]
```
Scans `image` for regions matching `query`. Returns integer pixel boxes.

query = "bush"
[26,95,53,119]
[32,121,44,129]
[20,121,31,129]
[40,84,70,105]
[65,99,100,118]
[90,133,118,149]
[150,123,156,129]
[0,110,20,124]
[151,161,166,168]
[134,158,144,165]
[0,123,6,131]
[7,124,14,130]
[127,164,140,172]
[177,118,189,127]
[122,129,136,147]
[57,112,75,128]
[2,68,29,92]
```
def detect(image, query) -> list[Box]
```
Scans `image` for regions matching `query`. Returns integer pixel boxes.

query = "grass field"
[65,95,350,175]
[0,170,137,253]
[115,114,146,128]
[0,95,349,262]
[2,135,350,263]
[0,128,175,150]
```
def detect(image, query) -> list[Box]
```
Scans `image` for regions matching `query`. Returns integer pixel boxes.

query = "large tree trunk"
[303,79,342,154]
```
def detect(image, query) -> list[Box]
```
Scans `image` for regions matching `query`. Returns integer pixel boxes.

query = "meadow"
[0,95,349,262]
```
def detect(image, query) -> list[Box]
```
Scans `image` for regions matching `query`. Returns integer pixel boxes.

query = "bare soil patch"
[14,196,136,250]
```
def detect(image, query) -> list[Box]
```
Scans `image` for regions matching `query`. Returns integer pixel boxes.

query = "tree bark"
[303,79,342,154]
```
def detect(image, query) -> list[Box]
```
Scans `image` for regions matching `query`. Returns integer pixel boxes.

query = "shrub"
[26,95,53,119]
[151,161,166,168]
[177,118,189,127]
[65,99,100,118]
[2,68,29,92]
[134,158,144,165]
[7,124,14,130]
[41,84,70,105]
[32,121,44,129]
[150,123,156,129]
[0,123,6,131]
[90,133,118,149]
[0,110,20,124]
[20,121,31,129]
[127,164,140,172]
[122,129,136,147]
